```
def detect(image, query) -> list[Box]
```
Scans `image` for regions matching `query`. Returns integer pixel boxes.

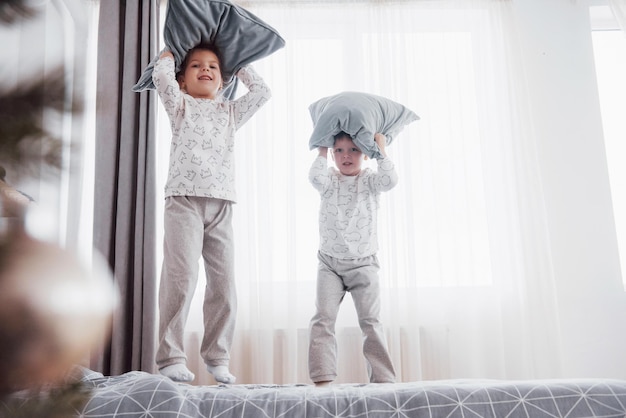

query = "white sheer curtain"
[155,0,626,385]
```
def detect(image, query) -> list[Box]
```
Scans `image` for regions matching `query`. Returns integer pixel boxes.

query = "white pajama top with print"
[152,57,271,202]
[309,156,398,259]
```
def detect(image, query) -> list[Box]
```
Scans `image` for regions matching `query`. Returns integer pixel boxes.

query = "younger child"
[152,45,271,383]
[308,132,397,386]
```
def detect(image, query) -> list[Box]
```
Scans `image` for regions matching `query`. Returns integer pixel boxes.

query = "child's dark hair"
[333,131,352,143]
[176,43,223,83]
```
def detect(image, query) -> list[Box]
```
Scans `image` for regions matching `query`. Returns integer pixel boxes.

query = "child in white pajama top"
[152,44,271,384]
[308,131,397,386]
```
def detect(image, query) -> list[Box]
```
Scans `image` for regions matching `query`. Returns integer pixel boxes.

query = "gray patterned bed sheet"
[79,370,626,417]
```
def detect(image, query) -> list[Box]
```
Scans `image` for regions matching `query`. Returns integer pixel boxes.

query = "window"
[590,5,626,286]
[152,2,512,334]
[155,4,496,296]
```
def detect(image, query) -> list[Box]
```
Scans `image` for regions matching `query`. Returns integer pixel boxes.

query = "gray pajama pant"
[156,196,236,370]
[308,251,396,383]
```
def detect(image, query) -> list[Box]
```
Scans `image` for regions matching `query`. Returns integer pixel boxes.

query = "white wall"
[513,0,626,378]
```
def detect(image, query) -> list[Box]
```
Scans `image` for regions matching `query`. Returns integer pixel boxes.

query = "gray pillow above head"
[132,0,285,100]
[308,92,419,159]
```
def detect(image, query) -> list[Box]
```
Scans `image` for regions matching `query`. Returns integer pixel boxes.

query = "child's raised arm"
[318,146,328,159]
[230,65,271,130]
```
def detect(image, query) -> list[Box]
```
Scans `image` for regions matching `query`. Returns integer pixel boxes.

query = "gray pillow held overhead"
[133,0,285,99]
[308,91,420,159]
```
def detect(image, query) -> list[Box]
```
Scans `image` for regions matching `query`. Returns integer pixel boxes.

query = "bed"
[76,369,626,418]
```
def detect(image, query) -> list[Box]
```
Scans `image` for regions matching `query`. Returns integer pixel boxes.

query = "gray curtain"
[93,0,160,375]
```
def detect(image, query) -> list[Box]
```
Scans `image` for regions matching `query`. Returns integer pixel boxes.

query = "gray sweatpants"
[308,251,396,383]
[156,196,236,370]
